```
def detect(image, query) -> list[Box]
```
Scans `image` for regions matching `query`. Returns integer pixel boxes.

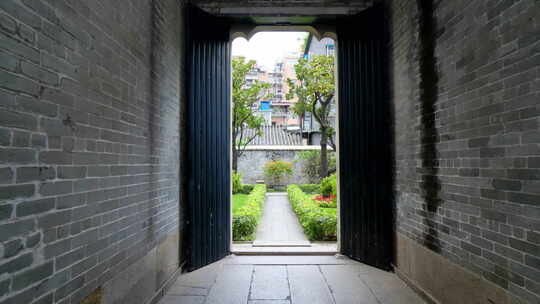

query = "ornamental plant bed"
[287,185,337,241]
[232,184,267,241]
[313,174,337,208]
[313,194,337,208]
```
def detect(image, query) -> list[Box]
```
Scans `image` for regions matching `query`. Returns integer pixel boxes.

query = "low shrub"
[232,171,243,194]
[240,184,254,194]
[298,184,320,193]
[320,174,337,197]
[287,185,337,241]
[264,161,293,186]
[232,184,266,241]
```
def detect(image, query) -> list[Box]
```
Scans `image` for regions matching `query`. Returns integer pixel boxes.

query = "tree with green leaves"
[232,57,271,171]
[286,55,335,179]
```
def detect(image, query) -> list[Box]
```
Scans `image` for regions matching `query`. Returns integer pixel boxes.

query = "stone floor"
[158,255,426,304]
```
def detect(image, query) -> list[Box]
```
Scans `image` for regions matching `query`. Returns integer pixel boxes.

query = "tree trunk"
[232,147,238,172]
[320,130,328,179]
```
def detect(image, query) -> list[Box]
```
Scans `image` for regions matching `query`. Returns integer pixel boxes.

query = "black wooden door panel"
[337,4,394,270]
[185,5,231,271]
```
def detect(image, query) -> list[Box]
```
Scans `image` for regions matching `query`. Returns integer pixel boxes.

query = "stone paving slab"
[174,259,223,289]
[159,256,427,304]
[358,268,424,304]
[249,301,291,304]
[288,265,335,304]
[205,264,253,304]
[320,265,379,304]
[167,285,208,296]
[159,295,205,304]
[250,265,290,300]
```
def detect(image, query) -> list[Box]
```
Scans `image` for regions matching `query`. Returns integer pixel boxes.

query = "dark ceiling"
[190,0,375,25]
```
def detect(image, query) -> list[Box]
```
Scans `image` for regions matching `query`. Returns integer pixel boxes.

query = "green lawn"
[232,194,249,214]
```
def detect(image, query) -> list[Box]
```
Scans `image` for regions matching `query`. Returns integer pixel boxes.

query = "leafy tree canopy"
[286,55,336,178]
[286,55,335,148]
[232,57,271,170]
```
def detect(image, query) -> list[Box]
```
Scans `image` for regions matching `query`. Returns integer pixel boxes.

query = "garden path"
[253,193,310,246]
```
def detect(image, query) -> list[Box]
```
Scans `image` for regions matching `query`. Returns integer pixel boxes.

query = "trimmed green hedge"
[232,184,266,241]
[239,184,254,194]
[287,185,337,241]
[298,184,320,193]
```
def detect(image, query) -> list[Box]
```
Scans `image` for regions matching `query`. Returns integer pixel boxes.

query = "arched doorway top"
[231,25,336,41]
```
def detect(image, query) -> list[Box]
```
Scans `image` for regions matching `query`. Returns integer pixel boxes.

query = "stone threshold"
[252,240,311,247]
[231,242,337,255]
[232,250,337,256]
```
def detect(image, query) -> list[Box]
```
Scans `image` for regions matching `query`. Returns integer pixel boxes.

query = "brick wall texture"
[0,0,183,303]
[391,0,539,302]
[1,0,539,303]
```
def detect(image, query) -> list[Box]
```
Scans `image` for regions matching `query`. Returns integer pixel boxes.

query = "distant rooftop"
[244,126,303,146]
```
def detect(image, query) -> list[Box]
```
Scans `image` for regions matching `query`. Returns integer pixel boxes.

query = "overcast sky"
[232,32,308,71]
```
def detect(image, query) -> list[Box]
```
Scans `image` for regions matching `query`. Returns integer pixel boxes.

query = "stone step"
[252,240,311,247]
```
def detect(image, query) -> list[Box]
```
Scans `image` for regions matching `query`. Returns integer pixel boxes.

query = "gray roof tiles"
[243,126,303,146]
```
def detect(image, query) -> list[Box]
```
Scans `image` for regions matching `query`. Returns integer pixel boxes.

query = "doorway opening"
[230,30,339,254]
[184,3,393,271]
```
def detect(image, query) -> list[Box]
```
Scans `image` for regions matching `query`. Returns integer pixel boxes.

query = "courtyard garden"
[230,44,339,245]
[232,168,337,242]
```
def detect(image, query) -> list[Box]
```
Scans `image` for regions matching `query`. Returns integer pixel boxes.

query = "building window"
[326,44,335,56]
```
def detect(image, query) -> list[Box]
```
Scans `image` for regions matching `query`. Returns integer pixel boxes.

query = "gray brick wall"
[0,0,183,303]
[391,0,539,302]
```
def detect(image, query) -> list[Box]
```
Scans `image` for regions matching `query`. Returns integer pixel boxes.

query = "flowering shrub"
[313,195,336,201]
[314,195,337,208]
[316,174,337,208]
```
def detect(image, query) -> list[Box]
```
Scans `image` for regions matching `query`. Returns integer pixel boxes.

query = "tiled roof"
[244,126,304,146]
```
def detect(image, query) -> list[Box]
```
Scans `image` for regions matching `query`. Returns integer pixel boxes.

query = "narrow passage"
[254,193,309,246]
